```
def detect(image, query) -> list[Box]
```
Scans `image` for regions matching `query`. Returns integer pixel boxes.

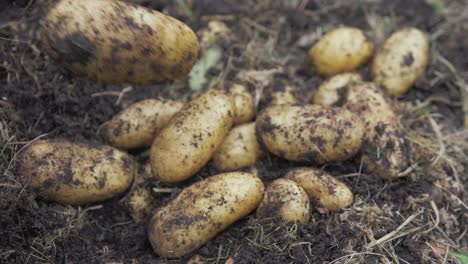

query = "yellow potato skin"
[148,172,264,258]
[344,83,409,179]
[256,178,310,224]
[228,83,255,125]
[312,72,362,106]
[256,105,365,164]
[42,0,200,84]
[106,99,183,149]
[309,27,374,76]
[372,27,429,96]
[213,122,261,171]
[150,90,234,183]
[16,140,135,205]
[286,168,353,211]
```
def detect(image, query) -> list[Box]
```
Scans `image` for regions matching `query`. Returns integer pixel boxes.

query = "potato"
[312,72,362,106]
[148,172,264,258]
[42,0,200,84]
[261,77,299,107]
[344,82,409,179]
[256,178,310,224]
[106,99,184,149]
[150,90,234,183]
[16,140,135,205]
[213,122,261,171]
[200,20,235,48]
[127,162,154,220]
[286,168,353,211]
[228,82,255,125]
[372,27,429,96]
[256,105,365,164]
[308,27,374,76]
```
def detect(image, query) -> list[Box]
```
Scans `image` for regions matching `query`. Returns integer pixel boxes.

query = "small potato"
[261,78,299,107]
[309,27,374,76]
[151,90,234,183]
[16,140,135,205]
[312,72,362,106]
[372,27,429,96]
[256,105,365,164]
[228,83,255,125]
[286,168,353,211]
[344,82,409,179]
[148,172,264,258]
[213,122,261,171]
[256,178,310,224]
[127,162,154,220]
[42,0,200,84]
[200,20,235,48]
[106,99,184,149]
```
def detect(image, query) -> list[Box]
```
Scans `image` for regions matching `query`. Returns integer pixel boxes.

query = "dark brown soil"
[1,0,467,263]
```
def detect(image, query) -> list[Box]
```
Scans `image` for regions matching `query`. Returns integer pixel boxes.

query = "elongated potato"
[256,105,365,164]
[228,83,255,125]
[150,90,234,183]
[256,178,310,223]
[344,82,409,179]
[372,27,429,96]
[106,99,184,149]
[16,140,135,205]
[148,172,264,258]
[312,72,362,106]
[286,168,353,211]
[213,122,261,171]
[309,27,374,76]
[42,0,200,84]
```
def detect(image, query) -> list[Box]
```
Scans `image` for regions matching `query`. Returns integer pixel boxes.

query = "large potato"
[256,105,365,164]
[213,122,261,171]
[106,99,184,149]
[228,83,255,125]
[256,178,310,224]
[308,27,374,76]
[372,27,429,96]
[148,172,264,258]
[150,90,234,183]
[312,72,362,106]
[42,0,200,84]
[16,140,135,205]
[286,168,353,211]
[344,82,409,179]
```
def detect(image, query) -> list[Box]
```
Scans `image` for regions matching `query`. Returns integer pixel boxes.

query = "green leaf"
[188,45,223,91]
[450,252,468,264]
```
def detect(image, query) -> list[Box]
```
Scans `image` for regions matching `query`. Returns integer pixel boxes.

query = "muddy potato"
[372,27,429,96]
[150,90,234,183]
[200,20,235,48]
[106,99,184,149]
[286,168,353,211]
[127,162,154,220]
[228,83,255,125]
[148,172,264,258]
[262,79,299,107]
[344,82,409,179]
[308,27,374,76]
[256,105,365,164]
[312,72,362,106]
[16,140,135,205]
[256,178,310,224]
[213,122,261,171]
[42,0,200,84]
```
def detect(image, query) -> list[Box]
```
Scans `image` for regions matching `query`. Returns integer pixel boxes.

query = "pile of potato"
[15,0,430,259]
